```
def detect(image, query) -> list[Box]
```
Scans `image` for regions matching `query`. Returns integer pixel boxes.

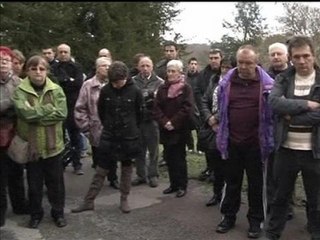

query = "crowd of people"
[0,35,319,240]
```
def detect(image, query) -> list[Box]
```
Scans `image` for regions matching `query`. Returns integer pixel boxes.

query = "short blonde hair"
[167,59,183,72]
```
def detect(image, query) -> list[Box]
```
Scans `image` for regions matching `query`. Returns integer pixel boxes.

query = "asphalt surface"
[0,157,311,240]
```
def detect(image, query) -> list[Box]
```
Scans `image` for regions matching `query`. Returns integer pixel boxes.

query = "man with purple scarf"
[215,45,274,239]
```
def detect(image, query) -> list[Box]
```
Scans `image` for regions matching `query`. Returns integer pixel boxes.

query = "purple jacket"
[216,66,274,162]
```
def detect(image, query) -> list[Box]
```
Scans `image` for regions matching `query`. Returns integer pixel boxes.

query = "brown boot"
[119,165,133,213]
[71,166,108,213]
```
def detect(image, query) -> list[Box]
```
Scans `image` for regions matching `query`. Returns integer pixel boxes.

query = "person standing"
[195,49,222,182]
[215,45,274,238]
[265,35,320,240]
[0,46,29,227]
[74,57,119,189]
[153,59,194,198]
[71,61,143,214]
[51,43,84,175]
[131,56,164,188]
[12,55,68,229]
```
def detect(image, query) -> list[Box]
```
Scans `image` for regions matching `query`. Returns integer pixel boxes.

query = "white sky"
[164,1,320,44]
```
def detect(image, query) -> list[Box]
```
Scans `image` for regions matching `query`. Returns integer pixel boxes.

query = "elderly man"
[265,35,320,240]
[51,43,84,175]
[131,56,164,188]
[215,45,274,238]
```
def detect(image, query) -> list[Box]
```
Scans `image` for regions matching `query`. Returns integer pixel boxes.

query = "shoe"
[110,180,120,189]
[176,189,186,198]
[148,177,158,188]
[198,169,210,181]
[163,187,177,194]
[206,194,221,207]
[28,218,41,229]
[131,177,147,186]
[216,217,235,233]
[248,223,262,238]
[158,159,167,167]
[74,168,84,175]
[286,208,294,221]
[71,202,94,213]
[53,217,67,228]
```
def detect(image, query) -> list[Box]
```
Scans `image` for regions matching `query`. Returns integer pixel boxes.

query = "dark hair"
[132,53,145,67]
[287,35,315,57]
[164,41,178,51]
[188,57,197,64]
[209,48,223,58]
[108,61,129,82]
[221,55,237,68]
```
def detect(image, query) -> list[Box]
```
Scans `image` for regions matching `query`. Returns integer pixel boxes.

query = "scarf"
[27,89,56,161]
[167,75,185,98]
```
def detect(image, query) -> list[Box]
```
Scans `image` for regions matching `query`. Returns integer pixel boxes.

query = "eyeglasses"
[30,67,47,72]
[0,58,12,63]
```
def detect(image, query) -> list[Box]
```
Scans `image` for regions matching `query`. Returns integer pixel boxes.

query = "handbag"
[197,124,217,152]
[7,134,29,164]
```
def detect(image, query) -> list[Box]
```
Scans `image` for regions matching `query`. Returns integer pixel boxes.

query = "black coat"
[97,78,144,163]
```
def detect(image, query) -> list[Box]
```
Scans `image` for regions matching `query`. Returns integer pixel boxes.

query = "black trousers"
[0,148,28,226]
[266,148,320,239]
[26,153,65,220]
[163,141,188,190]
[91,146,118,182]
[207,148,225,195]
[220,143,264,224]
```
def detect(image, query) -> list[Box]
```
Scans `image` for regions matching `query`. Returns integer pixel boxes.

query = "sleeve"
[74,83,90,133]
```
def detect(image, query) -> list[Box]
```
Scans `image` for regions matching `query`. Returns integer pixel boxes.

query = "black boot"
[206,194,221,207]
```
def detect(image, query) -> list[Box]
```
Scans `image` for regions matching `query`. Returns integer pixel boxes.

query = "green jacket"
[12,77,67,159]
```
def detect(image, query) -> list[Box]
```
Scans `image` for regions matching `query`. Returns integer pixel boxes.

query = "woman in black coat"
[153,59,194,198]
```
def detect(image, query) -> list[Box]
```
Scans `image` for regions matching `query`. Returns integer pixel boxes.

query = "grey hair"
[167,59,183,72]
[268,42,288,55]
[95,56,112,67]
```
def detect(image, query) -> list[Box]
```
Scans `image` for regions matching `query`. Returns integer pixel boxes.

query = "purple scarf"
[168,75,185,98]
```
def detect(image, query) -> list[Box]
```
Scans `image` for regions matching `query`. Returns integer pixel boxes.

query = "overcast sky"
[164,2,320,44]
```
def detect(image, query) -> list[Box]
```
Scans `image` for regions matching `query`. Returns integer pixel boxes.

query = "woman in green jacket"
[12,55,68,229]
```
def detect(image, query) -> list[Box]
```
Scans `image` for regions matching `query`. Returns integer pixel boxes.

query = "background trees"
[0,2,180,72]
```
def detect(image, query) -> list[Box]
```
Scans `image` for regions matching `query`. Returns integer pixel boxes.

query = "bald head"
[98,48,111,58]
[138,56,154,78]
[57,43,71,62]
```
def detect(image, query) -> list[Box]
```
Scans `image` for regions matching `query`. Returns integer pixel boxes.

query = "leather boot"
[119,165,132,213]
[71,166,108,213]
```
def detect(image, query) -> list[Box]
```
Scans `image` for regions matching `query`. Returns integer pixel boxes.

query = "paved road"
[0,158,311,240]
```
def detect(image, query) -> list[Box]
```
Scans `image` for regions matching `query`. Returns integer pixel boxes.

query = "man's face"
[269,47,288,70]
[164,45,178,60]
[209,53,221,70]
[42,48,55,62]
[57,45,71,62]
[188,60,198,73]
[138,58,153,78]
[237,49,257,80]
[290,45,315,76]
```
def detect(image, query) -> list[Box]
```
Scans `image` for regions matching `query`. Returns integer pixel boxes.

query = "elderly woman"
[153,59,195,198]
[0,46,29,227]
[12,55,68,229]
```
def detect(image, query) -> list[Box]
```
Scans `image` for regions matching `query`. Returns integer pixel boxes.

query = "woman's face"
[27,63,47,86]
[0,52,12,76]
[166,66,181,82]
